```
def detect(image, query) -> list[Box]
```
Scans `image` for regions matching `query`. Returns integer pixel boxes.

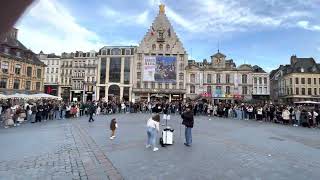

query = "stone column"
[169,94,172,102]
[120,86,124,101]
[120,57,124,84]
[96,86,100,101]
[129,87,132,102]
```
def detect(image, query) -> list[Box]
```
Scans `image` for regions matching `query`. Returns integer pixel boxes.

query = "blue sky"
[16,0,320,72]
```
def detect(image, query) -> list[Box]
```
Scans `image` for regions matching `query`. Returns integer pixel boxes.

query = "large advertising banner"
[143,56,177,82]
[143,56,156,81]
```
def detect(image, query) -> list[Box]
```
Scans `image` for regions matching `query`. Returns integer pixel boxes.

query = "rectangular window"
[207,74,211,83]
[190,85,195,93]
[51,68,54,73]
[259,87,263,94]
[295,78,299,84]
[151,82,155,89]
[13,79,20,89]
[25,81,31,90]
[15,64,21,75]
[254,77,257,84]
[302,88,305,95]
[290,78,292,85]
[137,82,141,88]
[226,74,230,83]
[242,86,248,95]
[179,82,183,89]
[37,69,41,79]
[216,74,221,84]
[308,78,311,84]
[36,82,41,91]
[144,82,148,89]
[190,74,195,83]
[100,58,106,84]
[0,78,7,88]
[124,57,130,84]
[264,77,267,84]
[109,57,121,82]
[259,77,262,84]
[296,88,299,95]
[27,67,32,77]
[314,88,317,95]
[207,86,211,94]
[226,86,230,94]
[172,83,176,89]
[242,75,247,84]
[158,83,162,89]
[1,62,9,73]
[55,68,58,73]
[165,83,169,89]
[137,72,141,79]
[301,78,305,84]
[308,88,312,95]
[314,78,317,84]
[179,73,184,81]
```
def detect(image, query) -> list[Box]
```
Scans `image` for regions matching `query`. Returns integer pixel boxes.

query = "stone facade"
[186,51,270,103]
[132,4,188,102]
[0,28,45,95]
[270,55,320,104]
[96,46,135,102]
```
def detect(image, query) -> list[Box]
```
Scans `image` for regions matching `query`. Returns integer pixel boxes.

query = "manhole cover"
[269,137,285,141]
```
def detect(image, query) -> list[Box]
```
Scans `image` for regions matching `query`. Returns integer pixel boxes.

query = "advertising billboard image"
[143,56,176,82]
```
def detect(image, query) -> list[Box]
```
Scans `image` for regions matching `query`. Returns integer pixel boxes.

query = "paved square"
[1,114,320,180]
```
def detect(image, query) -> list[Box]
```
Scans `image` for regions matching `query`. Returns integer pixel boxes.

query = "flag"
[151,26,155,35]
[167,28,171,37]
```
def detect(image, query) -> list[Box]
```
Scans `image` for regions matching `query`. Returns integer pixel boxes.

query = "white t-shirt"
[147,118,159,131]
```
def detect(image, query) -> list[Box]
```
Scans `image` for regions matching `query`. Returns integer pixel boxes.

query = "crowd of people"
[1,99,320,129]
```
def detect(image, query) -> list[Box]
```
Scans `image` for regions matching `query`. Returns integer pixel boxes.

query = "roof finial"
[217,41,220,53]
[159,4,165,14]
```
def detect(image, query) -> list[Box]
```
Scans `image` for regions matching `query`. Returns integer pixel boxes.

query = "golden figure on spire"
[159,4,165,14]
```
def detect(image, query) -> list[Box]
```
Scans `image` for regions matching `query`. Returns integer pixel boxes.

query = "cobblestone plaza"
[0,114,320,180]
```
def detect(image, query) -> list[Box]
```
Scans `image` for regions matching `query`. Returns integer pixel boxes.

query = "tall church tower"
[132,4,188,102]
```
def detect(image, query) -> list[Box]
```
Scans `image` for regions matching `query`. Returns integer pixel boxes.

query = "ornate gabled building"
[270,55,320,104]
[186,50,270,103]
[0,28,45,95]
[132,4,188,102]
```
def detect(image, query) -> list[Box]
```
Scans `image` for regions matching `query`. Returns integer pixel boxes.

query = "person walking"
[181,106,194,147]
[88,102,95,122]
[146,114,160,152]
[109,118,118,140]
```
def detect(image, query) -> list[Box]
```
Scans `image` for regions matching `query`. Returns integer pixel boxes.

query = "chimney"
[290,55,297,65]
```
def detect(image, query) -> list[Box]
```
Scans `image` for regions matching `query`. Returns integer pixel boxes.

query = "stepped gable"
[137,4,186,54]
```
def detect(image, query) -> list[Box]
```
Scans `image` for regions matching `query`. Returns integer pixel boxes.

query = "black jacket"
[181,111,194,128]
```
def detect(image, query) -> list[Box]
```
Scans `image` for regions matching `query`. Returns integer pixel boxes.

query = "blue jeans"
[62,110,66,119]
[236,110,242,120]
[185,127,192,145]
[54,111,60,119]
[147,127,157,147]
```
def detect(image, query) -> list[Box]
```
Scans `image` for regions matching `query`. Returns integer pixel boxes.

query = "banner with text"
[144,56,176,82]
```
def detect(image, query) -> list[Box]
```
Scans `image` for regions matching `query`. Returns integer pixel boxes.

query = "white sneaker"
[112,135,116,138]
[146,145,151,148]
[153,147,159,152]
[110,136,114,140]
[209,118,211,121]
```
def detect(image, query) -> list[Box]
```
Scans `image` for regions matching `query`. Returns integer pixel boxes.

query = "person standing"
[181,107,194,147]
[146,114,160,152]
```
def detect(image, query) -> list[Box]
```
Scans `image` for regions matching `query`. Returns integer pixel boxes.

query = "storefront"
[71,90,83,102]
[61,87,71,102]
[44,85,59,96]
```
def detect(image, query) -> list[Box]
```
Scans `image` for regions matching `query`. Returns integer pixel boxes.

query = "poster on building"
[155,56,176,82]
[143,56,156,81]
[143,56,176,82]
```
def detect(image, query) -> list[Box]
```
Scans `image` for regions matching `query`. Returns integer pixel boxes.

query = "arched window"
[190,85,195,94]
[166,44,170,51]
[125,49,131,55]
[152,44,156,51]
[242,74,247,84]
[111,48,121,55]
[159,44,163,51]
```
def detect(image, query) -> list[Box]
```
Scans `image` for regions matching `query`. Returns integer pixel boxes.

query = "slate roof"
[0,29,45,66]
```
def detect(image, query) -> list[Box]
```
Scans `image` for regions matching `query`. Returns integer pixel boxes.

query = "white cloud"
[297,20,320,31]
[165,6,196,32]
[17,0,104,54]
[100,6,150,25]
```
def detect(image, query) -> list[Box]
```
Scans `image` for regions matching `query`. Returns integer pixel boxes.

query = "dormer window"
[301,68,304,72]
[166,44,170,51]
[159,44,163,51]
[152,44,156,51]
[16,51,21,57]
[312,66,317,72]
[125,49,131,55]
[4,47,9,54]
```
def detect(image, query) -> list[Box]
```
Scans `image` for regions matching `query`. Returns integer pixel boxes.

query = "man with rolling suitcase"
[181,106,194,147]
